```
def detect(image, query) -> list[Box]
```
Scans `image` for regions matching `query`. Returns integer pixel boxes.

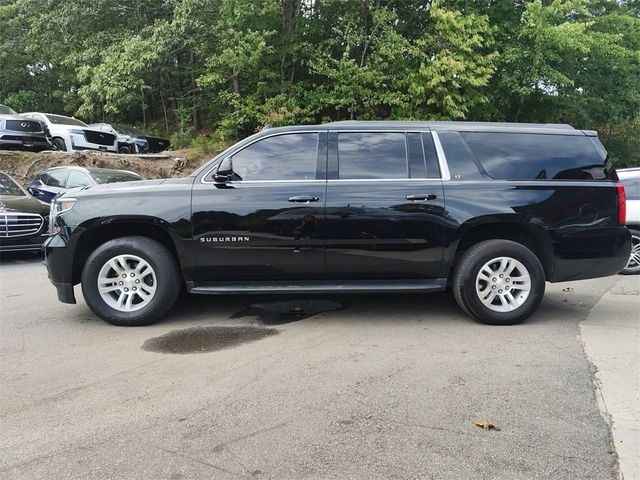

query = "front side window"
[230,133,319,181]
[338,132,407,179]
[66,171,92,188]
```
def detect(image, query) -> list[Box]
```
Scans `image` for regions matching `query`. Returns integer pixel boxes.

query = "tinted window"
[406,133,426,178]
[462,132,606,180]
[438,132,484,180]
[422,133,441,179]
[41,170,67,187]
[621,177,640,201]
[45,114,87,127]
[66,171,92,188]
[0,172,25,196]
[231,133,319,181]
[338,132,406,179]
[91,170,142,184]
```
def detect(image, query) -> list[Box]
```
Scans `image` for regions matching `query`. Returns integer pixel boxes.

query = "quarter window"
[338,132,407,179]
[230,133,319,181]
[462,132,607,180]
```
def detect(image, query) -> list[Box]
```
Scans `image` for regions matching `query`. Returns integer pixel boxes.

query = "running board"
[189,279,447,295]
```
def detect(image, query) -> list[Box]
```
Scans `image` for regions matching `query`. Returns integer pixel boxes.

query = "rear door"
[190,131,327,282]
[324,130,447,279]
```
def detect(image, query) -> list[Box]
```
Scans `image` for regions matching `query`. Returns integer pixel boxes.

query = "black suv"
[44,121,630,326]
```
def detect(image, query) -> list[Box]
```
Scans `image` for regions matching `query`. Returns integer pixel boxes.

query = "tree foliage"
[1,0,638,165]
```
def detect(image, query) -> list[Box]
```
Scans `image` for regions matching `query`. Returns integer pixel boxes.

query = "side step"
[189,279,447,295]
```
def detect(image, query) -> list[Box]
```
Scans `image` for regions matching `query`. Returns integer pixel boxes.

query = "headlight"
[69,129,84,135]
[49,197,76,234]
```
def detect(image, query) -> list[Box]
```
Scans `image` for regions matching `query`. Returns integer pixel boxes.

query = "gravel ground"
[0,252,625,480]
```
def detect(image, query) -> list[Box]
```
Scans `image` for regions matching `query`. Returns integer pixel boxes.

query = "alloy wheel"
[97,254,157,312]
[475,256,531,313]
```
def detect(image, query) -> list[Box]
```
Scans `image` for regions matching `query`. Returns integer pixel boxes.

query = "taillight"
[616,183,626,225]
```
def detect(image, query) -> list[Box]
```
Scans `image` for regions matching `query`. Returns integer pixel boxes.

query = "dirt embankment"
[0,150,212,185]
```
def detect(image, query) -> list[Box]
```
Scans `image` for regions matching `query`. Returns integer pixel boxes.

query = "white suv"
[618,168,640,274]
[21,113,118,153]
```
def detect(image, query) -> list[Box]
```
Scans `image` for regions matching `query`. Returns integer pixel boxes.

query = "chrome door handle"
[406,194,437,201]
[288,196,319,203]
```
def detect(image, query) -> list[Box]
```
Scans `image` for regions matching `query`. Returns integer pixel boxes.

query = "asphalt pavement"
[1,252,637,480]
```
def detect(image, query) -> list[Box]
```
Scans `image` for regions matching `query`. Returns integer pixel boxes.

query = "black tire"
[81,236,180,326]
[51,137,67,151]
[118,145,132,154]
[619,229,640,275]
[452,239,545,325]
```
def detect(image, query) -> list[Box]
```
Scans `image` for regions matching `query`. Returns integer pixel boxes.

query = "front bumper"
[69,134,117,153]
[0,233,48,252]
[43,235,76,304]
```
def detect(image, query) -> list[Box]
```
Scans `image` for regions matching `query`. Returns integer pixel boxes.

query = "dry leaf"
[474,419,501,431]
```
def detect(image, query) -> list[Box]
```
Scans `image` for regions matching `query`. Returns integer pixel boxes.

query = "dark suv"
[44,121,630,326]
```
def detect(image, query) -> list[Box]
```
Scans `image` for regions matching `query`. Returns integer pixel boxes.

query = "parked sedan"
[27,166,144,204]
[618,167,640,275]
[21,112,118,153]
[0,171,50,253]
[0,104,51,152]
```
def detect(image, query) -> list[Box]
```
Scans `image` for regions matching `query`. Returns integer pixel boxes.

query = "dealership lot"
[1,253,637,480]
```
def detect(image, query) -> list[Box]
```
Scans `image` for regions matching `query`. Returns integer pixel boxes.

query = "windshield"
[45,114,87,127]
[113,124,144,136]
[0,172,26,196]
[90,170,143,184]
[0,105,18,115]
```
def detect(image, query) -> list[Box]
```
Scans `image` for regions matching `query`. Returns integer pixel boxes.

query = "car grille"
[5,120,43,133]
[0,213,44,238]
[83,130,116,146]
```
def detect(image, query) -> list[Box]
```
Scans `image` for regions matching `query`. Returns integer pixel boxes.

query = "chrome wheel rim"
[97,254,157,312]
[626,234,640,272]
[475,256,531,313]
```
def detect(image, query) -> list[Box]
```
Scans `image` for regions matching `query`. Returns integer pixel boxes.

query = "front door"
[324,130,446,279]
[191,131,327,282]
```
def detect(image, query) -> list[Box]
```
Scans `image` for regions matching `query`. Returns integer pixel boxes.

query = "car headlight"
[49,197,76,234]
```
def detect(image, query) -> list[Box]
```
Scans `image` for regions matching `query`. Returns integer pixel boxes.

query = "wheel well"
[454,223,553,279]
[72,222,179,285]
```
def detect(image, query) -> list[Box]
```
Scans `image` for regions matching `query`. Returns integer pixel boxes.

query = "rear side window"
[40,170,67,187]
[438,132,484,180]
[231,133,319,181]
[338,132,407,179]
[462,132,607,180]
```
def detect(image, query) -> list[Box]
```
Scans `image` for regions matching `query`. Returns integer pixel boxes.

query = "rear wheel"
[620,229,640,275]
[81,236,180,326]
[452,240,545,325]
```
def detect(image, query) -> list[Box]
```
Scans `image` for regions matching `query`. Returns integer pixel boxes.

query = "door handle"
[406,194,437,201]
[288,196,319,203]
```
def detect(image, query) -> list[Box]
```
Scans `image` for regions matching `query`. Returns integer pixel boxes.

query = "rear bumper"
[43,235,76,304]
[549,226,631,282]
[0,136,51,152]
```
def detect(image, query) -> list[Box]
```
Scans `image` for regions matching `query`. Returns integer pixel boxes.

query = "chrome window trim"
[431,132,451,181]
[200,130,323,184]
[327,178,442,183]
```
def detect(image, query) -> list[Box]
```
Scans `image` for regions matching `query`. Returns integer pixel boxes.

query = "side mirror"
[214,157,233,183]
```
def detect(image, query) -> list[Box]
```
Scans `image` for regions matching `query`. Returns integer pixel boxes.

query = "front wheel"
[81,236,180,326]
[452,240,545,325]
[620,229,640,275]
[51,137,67,151]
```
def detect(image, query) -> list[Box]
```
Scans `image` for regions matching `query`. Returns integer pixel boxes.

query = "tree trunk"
[231,69,241,96]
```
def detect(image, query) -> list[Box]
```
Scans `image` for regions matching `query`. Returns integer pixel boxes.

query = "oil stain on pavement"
[142,326,279,354]
[230,299,345,325]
